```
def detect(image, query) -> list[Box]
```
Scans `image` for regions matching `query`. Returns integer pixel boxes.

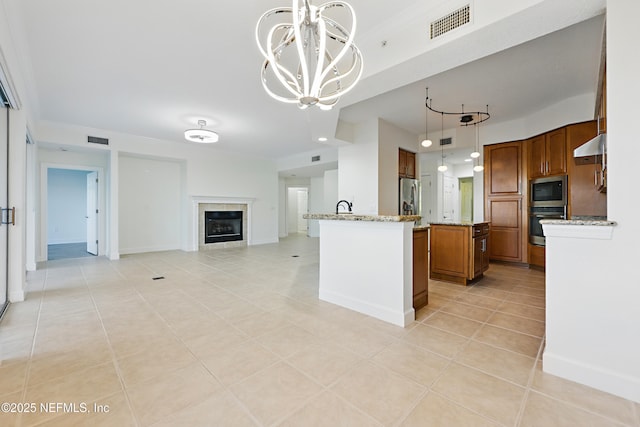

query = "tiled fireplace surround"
[192,197,254,251]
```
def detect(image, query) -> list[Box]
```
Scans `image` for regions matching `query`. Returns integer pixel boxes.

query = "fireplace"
[193,197,253,251]
[205,211,243,244]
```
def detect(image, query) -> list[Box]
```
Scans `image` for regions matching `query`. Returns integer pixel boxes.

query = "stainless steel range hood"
[574,133,606,159]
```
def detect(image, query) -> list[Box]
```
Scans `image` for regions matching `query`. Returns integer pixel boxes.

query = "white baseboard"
[319,288,414,327]
[543,351,640,403]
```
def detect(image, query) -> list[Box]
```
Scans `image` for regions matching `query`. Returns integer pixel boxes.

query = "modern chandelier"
[256,0,364,110]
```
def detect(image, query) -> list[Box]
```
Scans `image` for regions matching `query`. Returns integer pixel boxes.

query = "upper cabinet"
[528,128,567,178]
[399,148,416,178]
[484,142,523,196]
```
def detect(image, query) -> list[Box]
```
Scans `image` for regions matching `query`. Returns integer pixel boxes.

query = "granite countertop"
[428,221,490,227]
[303,213,421,222]
[540,219,617,226]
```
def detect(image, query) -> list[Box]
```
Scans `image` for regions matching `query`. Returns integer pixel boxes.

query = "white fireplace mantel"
[190,196,255,251]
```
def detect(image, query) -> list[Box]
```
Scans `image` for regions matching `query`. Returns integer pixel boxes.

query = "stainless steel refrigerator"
[399,178,420,216]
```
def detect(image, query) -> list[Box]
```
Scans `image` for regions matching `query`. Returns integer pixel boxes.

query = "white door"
[0,106,8,316]
[442,175,456,222]
[297,189,308,234]
[420,174,433,223]
[86,171,98,255]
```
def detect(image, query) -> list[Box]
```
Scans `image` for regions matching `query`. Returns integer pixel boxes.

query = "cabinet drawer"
[472,224,489,237]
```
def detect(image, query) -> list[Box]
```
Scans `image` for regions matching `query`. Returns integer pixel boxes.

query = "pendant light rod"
[421,87,433,147]
[425,88,490,126]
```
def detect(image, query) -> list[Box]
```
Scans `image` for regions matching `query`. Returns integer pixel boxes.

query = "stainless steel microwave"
[530,175,567,207]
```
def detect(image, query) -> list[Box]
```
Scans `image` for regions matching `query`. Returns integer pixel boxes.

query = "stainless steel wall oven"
[529,175,567,246]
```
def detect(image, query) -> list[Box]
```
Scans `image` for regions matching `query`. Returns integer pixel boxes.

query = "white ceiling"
[11,0,605,163]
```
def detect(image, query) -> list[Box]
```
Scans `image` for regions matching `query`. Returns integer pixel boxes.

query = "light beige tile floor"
[1,235,638,426]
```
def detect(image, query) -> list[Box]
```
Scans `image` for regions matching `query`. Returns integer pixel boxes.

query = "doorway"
[420,174,433,224]
[44,166,100,260]
[0,104,8,318]
[459,177,474,223]
[287,187,309,236]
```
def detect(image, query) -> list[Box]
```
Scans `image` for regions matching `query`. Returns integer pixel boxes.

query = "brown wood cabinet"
[485,142,523,196]
[484,142,526,263]
[528,128,567,179]
[566,121,606,218]
[485,119,607,268]
[430,223,490,285]
[413,228,428,310]
[399,148,416,178]
[528,243,545,268]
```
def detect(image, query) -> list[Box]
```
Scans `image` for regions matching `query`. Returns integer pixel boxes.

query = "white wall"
[47,168,89,244]
[118,155,182,254]
[324,169,338,211]
[338,119,378,214]
[543,1,640,403]
[34,122,280,252]
[379,119,420,215]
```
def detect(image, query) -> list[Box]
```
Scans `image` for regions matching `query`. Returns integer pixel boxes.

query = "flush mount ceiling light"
[256,0,364,110]
[184,120,219,143]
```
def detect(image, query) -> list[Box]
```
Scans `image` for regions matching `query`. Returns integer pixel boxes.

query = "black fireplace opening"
[205,211,243,244]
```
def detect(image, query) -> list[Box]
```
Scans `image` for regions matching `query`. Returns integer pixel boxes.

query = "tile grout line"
[13,265,47,427]
[80,261,142,427]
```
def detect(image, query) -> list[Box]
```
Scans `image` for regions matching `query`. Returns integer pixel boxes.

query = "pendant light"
[421,88,432,147]
[473,122,485,172]
[437,112,448,172]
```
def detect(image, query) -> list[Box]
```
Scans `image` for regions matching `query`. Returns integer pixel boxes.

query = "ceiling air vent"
[430,4,470,39]
[87,136,109,145]
[311,155,321,162]
[440,137,453,146]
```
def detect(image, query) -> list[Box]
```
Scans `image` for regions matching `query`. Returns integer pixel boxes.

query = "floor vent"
[430,4,470,39]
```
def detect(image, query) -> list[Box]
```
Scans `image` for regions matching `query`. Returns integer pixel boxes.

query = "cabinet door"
[528,135,546,179]
[430,225,469,277]
[486,198,522,262]
[473,237,484,278]
[399,149,407,177]
[566,121,606,217]
[482,237,490,271]
[412,229,428,309]
[546,128,567,176]
[484,142,523,196]
[406,151,416,178]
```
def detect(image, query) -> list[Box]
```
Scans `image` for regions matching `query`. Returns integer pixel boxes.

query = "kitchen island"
[304,213,420,327]
[430,222,490,285]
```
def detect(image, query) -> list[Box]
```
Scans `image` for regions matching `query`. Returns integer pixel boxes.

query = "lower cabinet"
[528,243,545,268]
[430,223,490,285]
[413,228,429,310]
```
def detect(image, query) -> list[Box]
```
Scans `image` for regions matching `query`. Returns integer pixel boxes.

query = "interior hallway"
[1,235,638,426]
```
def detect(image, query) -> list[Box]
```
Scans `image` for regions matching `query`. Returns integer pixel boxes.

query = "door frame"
[40,163,104,261]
